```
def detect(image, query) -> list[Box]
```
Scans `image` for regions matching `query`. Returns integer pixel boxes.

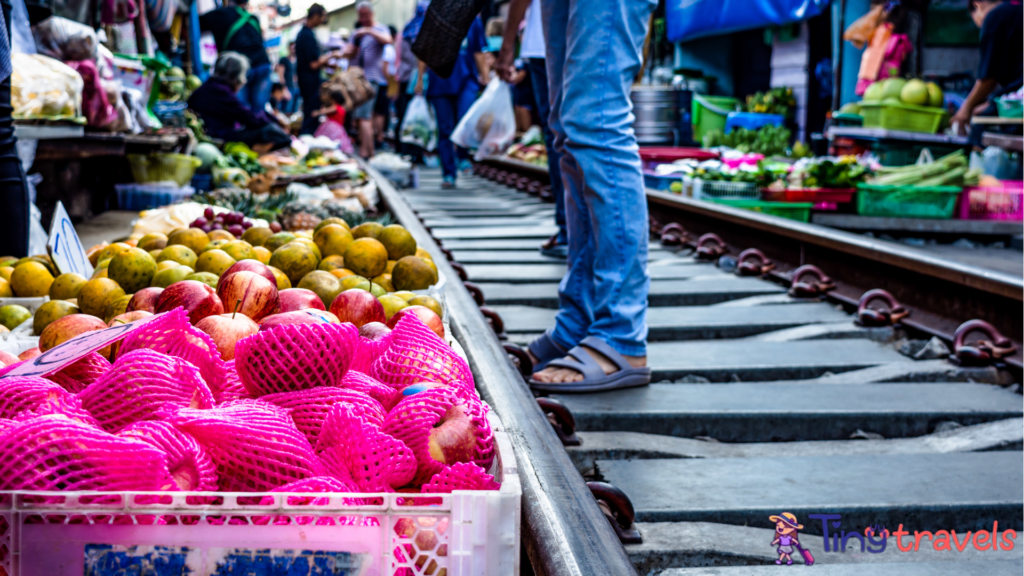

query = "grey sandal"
[529,336,651,393]
[527,329,568,371]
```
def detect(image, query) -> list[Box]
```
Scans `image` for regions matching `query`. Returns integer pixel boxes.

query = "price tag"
[46,201,94,278]
[0,313,160,380]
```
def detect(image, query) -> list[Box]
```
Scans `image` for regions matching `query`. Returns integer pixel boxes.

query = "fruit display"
[0,304,498,495]
[861,78,944,108]
[189,206,255,236]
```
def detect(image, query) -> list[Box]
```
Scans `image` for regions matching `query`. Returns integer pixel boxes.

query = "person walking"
[497,0,654,391]
[415,15,488,188]
[275,42,298,114]
[199,0,272,114]
[395,1,428,162]
[499,0,567,258]
[296,4,332,135]
[344,1,392,158]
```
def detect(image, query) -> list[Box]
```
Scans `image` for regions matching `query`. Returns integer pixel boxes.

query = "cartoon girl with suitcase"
[770,512,814,566]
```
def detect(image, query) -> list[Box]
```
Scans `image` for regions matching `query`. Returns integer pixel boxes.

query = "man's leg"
[299,87,320,135]
[533,0,654,384]
[0,0,28,256]
[528,57,566,247]
[430,95,457,180]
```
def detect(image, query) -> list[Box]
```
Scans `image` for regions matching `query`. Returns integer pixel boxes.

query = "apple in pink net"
[216,271,279,321]
[219,259,276,287]
[427,402,480,466]
[329,289,385,328]
[0,350,19,366]
[106,311,154,359]
[155,280,224,324]
[127,287,164,313]
[258,309,340,332]
[195,313,259,360]
[277,288,326,313]
[358,322,391,341]
[387,306,444,339]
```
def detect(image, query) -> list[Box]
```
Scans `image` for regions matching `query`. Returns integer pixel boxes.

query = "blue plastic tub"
[725,112,785,133]
[644,170,683,191]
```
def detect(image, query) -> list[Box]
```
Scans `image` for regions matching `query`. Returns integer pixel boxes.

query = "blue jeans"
[238,63,273,115]
[543,0,654,357]
[527,57,566,244]
[429,85,477,179]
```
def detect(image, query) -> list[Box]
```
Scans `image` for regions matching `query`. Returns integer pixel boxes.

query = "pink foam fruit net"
[317,403,416,492]
[118,420,219,491]
[235,321,358,397]
[262,386,386,447]
[371,314,475,394]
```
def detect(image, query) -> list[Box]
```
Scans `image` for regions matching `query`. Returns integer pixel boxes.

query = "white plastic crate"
[0,412,520,576]
[692,179,759,201]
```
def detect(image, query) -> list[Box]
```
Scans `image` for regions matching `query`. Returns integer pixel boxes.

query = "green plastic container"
[859,102,947,133]
[128,153,202,186]
[996,97,1023,118]
[856,184,961,219]
[709,198,812,222]
[692,95,738,144]
[868,140,965,167]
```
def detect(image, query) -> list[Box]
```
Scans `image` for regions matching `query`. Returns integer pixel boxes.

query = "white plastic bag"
[400,95,438,151]
[11,53,83,119]
[451,78,516,160]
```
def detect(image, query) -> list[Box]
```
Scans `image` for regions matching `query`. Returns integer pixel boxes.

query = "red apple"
[388,306,444,339]
[219,259,276,287]
[359,322,391,341]
[0,350,20,366]
[195,313,259,360]
[258,309,341,332]
[155,280,224,325]
[18,347,41,361]
[277,288,326,313]
[106,310,154,359]
[427,402,481,465]
[39,314,109,352]
[216,271,278,321]
[127,287,164,313]
[329,289,386,328]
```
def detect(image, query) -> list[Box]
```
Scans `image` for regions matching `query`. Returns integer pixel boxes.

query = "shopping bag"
[400,95,438,152]
[451,77,515,161]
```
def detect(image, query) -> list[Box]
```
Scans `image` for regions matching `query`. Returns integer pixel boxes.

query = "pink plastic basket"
[957,181,1024,220]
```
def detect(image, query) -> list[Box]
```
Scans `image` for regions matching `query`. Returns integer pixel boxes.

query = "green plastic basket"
[692,95,738,144]
[709,199,813,222]
[868,140,965,167]
[996,97,1023,118]
[860,102,947,133]
[856,184,961,219]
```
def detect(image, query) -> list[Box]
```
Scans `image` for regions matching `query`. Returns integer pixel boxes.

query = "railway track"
[374,160,1024,575]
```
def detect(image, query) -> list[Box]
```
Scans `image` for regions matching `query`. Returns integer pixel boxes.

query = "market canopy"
[666,0,830,43]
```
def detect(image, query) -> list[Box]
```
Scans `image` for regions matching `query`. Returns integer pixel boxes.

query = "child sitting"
[313,87,355,155]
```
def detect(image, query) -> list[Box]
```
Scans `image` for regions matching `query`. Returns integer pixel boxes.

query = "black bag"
[410,0,487,78]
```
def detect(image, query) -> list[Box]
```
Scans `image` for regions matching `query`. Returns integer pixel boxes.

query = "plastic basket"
[956,181,1023,220]
[867,140,965,167]
[761,188,855,210]
[725,112,784,133]
[0,410,520,576]
[996,98,1023,119]
[127,153,202,186]
[693,178,759,200]
[856,184,961,219]
[692,95,738,143]
[643,170,683,191]
[709,198,812,222]
[115,183,194,211]
[639,147,718,170]
[859,102,947,134]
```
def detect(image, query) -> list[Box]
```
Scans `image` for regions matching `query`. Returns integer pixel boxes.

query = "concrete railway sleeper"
[375,160,1023,575]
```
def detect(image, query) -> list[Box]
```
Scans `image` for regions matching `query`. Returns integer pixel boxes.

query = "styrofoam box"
[0,411,521,576]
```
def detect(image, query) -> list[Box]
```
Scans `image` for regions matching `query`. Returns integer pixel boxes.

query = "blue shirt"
[427,17,486,98]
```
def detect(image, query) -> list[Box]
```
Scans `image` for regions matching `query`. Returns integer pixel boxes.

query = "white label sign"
[47,201,94,278]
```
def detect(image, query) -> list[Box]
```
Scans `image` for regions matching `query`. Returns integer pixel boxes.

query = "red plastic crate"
[639,147,719,169]
[761,188,856,211]
[956,181,1024,221]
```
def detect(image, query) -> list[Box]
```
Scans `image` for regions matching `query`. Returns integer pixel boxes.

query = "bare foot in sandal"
[531,346,646,383]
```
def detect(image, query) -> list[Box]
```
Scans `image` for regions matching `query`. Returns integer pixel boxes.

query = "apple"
[195,313,259,360]
[39,314,109,352]
[359,322,391,341]
[277,288,326,313]
[219,259,276,287]
[329,289,385,328]
[0,350,19,366]
[427,402,480,465]
[388,306,444,339]
[258,309,340,332]
[155,280,224,324]
[216,271,278,321]
[127,287,164,313]
[18,347,41,361]
[106,311,154,359]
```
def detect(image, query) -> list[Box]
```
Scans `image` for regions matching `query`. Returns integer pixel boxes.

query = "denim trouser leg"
[238,64,273,114]
[430,95,458,179]
[527,57,566,244]
[543,0,653,358]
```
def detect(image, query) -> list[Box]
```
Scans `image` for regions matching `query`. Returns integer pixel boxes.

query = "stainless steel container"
[630,87,693,146]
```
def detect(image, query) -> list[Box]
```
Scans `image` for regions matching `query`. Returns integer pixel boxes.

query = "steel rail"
[368,162,638,576]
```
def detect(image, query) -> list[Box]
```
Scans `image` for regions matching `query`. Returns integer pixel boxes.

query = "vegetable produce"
[703,124,794,158]
[194,143,223,172]
[744,88,796,116]
[785,157,870,189]
[869,150,980,187]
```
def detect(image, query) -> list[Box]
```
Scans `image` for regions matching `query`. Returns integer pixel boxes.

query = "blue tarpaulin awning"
[667,0,830,43]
